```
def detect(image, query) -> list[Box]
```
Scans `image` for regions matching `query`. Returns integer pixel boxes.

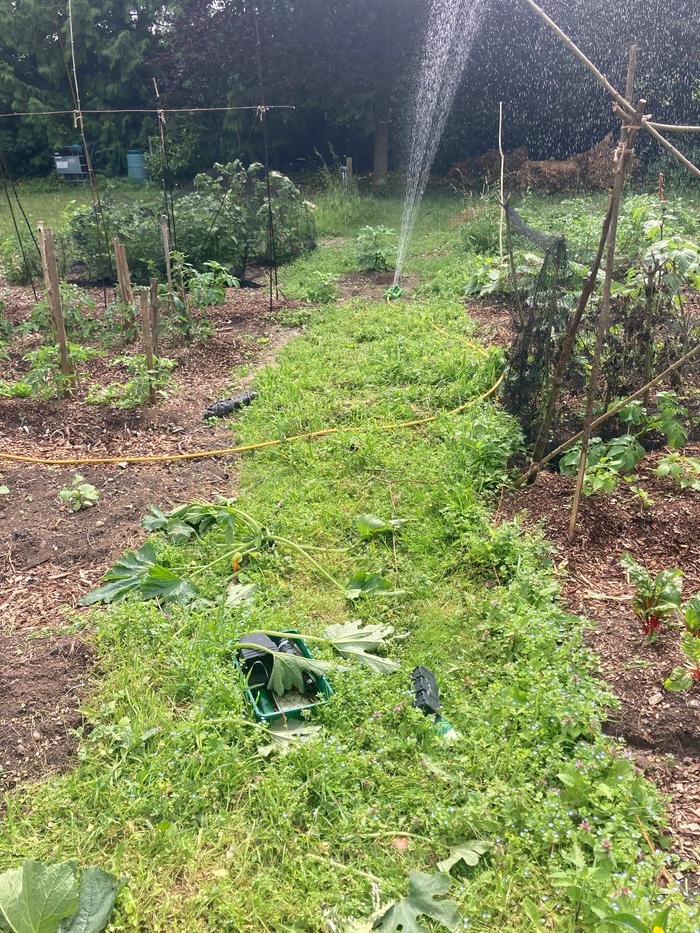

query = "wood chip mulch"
[1,281,305,793]
[503,448,700,862]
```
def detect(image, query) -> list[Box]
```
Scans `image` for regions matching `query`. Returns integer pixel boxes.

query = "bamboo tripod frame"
[518,0,700,538]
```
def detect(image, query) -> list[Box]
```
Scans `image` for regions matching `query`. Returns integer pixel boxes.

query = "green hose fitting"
[384,284,403,301]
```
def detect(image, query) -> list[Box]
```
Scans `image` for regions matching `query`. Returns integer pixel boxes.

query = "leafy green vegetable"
[79,543,196,607]
[352,514,405,539]
[684,594,700,635]
[225,582,258,608]
[257,721,323,758]
[663,632,700,692]
[373,871,458,932]
[620,553,683,639]
[345,571,402,600]
[0,861,119,933]
[436,840,492,874]
[663,667,694,692]
[267,652,332,697]
[324,621,399,673]
[58,475,100,513]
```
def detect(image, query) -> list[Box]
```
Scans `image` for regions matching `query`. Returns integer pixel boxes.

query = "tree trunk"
[373,99,390,187]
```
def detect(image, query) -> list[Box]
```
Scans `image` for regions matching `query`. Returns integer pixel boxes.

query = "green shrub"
[68,162,316,286]
[87,354,176,409]
[29,284,97,340]
[0,343,101,400]
[355,225,396,272]
[176,258,239,307]
[303,271,337,304]
[0,236,41,285]
[460,204,500,253]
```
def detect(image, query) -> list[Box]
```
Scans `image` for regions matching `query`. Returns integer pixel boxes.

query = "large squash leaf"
[61,867,119,933]
[79,543,196,607]
[324,621,400,673]
[374,871,458,932]
[139,566,198,605]
[352,514,405,539]
[79,543,157,606]
[267,652,332,697]
[0,861,78,933]
[345,571,403,600]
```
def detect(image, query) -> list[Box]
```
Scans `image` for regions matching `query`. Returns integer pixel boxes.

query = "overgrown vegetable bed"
[2,286,697,929]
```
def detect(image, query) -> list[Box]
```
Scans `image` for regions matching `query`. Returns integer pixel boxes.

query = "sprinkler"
[384,284,403,302]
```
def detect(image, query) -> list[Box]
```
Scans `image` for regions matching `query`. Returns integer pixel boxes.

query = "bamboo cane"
[567,62,645,540]
[519,0,700,182]
[518,338,700,486]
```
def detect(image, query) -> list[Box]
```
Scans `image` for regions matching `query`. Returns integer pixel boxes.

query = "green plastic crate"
[234,630,333,724]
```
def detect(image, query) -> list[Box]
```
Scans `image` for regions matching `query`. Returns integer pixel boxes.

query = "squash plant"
[0,860,120,933]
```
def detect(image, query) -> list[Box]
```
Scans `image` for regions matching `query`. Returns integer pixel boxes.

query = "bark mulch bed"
[0,283,304,793]
[503,447,700,863]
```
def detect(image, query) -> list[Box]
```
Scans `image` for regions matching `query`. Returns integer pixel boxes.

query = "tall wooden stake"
[160,214,174,298]
[37,223,72,383]
[150,277,160,357]
[498,101,505,263]
[139,290,157,405]
[568,50,643,540]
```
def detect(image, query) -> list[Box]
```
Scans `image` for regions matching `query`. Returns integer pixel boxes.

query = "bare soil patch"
[503,449,700,860]
[0,282,304,792]
[0,631,92,792]
[335,270,418,302]
[466,299,514,348]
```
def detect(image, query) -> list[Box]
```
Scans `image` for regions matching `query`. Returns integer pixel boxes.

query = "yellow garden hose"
[0,372,505,468]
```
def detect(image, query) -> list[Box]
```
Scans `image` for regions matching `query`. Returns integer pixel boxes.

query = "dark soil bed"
[335,270,418,302]
[1,282,304,793]
[503,448,700,861]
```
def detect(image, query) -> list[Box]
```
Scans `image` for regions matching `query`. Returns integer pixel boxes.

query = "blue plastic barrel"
[126,149,147,183]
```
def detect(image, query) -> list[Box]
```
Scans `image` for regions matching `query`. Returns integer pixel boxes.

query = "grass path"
[1,203,697,931]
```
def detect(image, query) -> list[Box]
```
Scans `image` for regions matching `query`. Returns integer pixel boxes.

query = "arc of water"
[394,0,486,286]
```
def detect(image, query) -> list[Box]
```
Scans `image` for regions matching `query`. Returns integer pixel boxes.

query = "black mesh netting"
[503,201,571,440]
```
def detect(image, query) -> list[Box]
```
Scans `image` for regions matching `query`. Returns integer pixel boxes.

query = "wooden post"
[160,214,174,296]
[568,51,644,540]
[37,223,72,382]
[346,156,353,180]
[113,238,133,306]
[498,102,505,263]
[149,277,159,357]
[139,290,156,405]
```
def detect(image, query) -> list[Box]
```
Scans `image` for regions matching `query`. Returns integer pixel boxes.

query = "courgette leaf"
[373,871,458,932]
[325,621,400,673]
[0,861,78,933]
[267,653,332,697]
[345,571,403,600]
